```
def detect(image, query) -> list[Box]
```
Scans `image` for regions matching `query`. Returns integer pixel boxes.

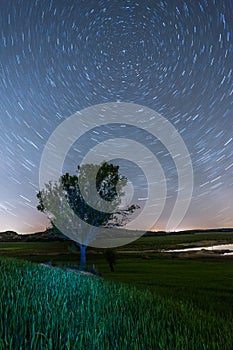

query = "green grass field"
[0,257,232,349]
[1,230,233,255]
[0,233,232,348]
[117,231,233,250]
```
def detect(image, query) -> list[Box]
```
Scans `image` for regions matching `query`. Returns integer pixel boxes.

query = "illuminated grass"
[0,258,232,349]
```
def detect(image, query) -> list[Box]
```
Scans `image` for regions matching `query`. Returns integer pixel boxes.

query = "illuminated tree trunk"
[80,244,87,268]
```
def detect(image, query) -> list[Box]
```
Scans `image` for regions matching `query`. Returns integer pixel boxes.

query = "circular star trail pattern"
[0,0,232,233]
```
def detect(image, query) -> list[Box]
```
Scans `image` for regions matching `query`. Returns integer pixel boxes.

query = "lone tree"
[37,161,138,267]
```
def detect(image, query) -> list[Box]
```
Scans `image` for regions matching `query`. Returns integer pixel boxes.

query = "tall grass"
[0,257,232,349]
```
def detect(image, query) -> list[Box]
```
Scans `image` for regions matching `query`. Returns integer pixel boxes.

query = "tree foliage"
[37,162,139,266]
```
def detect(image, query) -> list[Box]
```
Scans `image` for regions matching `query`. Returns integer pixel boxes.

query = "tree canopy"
[37,161,138,266]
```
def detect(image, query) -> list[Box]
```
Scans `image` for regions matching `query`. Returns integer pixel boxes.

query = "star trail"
[0,0,232,233]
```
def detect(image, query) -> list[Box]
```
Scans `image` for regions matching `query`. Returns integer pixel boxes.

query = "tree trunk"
[80,244,87,268]
[109,262,115,272]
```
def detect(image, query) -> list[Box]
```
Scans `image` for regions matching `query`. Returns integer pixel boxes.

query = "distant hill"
[0,227,232,242]
[144,228,233,236]
[0,228,69,242]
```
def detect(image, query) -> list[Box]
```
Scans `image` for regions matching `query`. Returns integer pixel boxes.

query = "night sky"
[0,0,232,234]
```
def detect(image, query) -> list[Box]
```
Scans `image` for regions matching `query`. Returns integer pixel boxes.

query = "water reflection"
[165,244,233,254]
